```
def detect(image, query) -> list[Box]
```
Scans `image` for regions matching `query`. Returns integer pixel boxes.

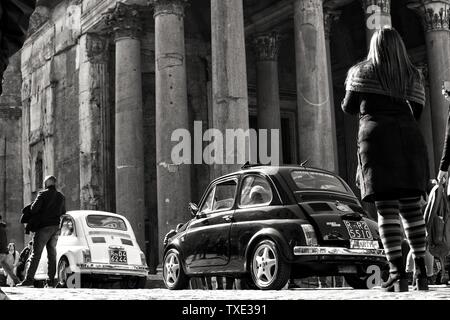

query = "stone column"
[211,0,250,177]
[105,3,146,249]
[78,33,109,211]
[253,32,282,164]
[293,0,337,172]
[152,0,191,260]
[324,7,341,174]
[361,0,392,47]
[416,63,436,176]
[409,0,450,171]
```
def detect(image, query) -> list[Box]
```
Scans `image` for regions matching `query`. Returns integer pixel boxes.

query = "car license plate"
[350,240,379,249]
[343,220,373,240]
[109,249,128,264]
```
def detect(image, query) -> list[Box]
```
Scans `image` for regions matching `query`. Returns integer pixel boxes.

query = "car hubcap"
[252,244,278,287]
[164,253,180,286]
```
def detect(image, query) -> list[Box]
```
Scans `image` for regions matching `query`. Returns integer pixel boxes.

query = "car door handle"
[223,215,234,222]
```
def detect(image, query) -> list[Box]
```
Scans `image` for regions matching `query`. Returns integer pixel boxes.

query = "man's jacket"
[30,186,66,230]
[0,221,8,254]
[0,0,36,94]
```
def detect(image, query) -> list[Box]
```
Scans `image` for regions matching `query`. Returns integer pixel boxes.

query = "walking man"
[18,176,66,287]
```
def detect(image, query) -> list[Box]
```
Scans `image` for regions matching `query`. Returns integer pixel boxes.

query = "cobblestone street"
[3,285,450,300]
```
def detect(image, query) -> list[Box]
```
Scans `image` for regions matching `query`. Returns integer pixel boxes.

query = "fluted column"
[324,7,341,173]
[105,3,146,249]
[79,33,108,211]
[211,0,250,177]
[151,0,191,260]
[409,0,450,171]
[293,0,337,172]
[361,0,392,47]
[253,32,282,164]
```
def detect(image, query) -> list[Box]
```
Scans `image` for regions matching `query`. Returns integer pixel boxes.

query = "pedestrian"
[0,215,20,286]
[342,27,429,292]
[4,243,19,287]
[15,241,32,281]
[17,175,66,288]
[436,83,450,185]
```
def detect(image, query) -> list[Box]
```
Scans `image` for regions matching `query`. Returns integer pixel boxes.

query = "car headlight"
[301,224,318,246]
[82,249,91,263]
[140,252,147,266]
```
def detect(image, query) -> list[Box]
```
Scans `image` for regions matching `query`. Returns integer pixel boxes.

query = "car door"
[184,178,238,271]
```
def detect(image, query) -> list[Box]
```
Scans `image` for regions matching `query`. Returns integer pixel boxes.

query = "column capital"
[360,0,391,14]
[150,0,189,18]
[85,33,109,64]
[253,32,282,62]
[104,2,143,41]
[324,8,342,40]
[408,1,450,32]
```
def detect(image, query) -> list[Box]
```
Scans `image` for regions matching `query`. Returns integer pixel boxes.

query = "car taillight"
[83,249,91,263]
[301,224,318,246]
[140,252,147,266]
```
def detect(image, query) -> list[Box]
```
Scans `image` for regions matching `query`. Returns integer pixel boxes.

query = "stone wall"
[0,54,24,249]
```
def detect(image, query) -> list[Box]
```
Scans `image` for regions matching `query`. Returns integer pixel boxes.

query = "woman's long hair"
[367,27,419,98]
[348,27,420,98]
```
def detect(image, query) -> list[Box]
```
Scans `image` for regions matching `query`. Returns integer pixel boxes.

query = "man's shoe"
[16,279,34,287]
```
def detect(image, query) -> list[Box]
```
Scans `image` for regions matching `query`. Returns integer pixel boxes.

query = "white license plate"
[350,240,379,249]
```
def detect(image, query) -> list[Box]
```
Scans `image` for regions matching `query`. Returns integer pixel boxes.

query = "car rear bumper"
[76,263,148,277]
[293,246,387,263]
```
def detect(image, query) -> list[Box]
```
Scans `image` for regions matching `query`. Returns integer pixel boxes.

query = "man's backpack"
[424,183,450,258]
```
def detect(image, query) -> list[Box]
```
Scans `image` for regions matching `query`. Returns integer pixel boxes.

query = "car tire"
[163,249,189,290]
[344,274,370,289]
[57,257,72,288]
[250,239,291,290]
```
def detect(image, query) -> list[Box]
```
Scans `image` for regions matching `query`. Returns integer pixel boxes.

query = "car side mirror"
[189,202,199,217]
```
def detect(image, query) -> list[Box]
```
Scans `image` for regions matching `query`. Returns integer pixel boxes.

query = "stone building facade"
[1,0,449,272]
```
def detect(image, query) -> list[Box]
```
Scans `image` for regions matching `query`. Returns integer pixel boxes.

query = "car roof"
[66,210,126,219]
[212,165,338,181]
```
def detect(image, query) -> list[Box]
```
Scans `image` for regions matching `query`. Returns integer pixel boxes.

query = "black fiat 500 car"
[163,165,387,290]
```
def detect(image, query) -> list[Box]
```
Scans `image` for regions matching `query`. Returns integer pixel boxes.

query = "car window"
[86,215,128,231]
[212,180,237,211]
[200,188,215,213]
[290,170,349,193]
[61,217,75,237]
[240,175,273,207]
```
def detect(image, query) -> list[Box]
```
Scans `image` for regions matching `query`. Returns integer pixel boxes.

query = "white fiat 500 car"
[33,210,149,288]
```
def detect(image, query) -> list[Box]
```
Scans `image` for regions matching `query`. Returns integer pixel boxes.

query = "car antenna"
[300,159,310,168]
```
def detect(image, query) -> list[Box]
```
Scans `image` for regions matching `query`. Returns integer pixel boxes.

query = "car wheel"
[344,274,370,289]
[250,239,291,290]
[57,257,72,288]
[163,249,189,290]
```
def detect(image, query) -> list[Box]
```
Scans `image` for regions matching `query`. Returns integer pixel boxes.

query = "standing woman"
[437,86,450,184]
[342,27,429,292]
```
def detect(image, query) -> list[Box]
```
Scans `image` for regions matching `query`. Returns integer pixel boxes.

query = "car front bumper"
[76,263,149,277]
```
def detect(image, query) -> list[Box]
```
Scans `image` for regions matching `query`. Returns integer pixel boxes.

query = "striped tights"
[375,197,426,262]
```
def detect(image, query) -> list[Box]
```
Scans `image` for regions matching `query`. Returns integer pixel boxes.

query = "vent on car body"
[308,203,333,212]
[295,192,359,205]
[92,237,106,243]
[121,239,133,246]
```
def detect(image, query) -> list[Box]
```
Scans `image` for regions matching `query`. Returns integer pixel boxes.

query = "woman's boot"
[413,257,429,291]
[382,257,409,292]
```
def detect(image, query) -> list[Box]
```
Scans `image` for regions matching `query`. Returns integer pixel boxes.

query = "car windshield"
[290,170,349,193]
[86,215,127,231]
